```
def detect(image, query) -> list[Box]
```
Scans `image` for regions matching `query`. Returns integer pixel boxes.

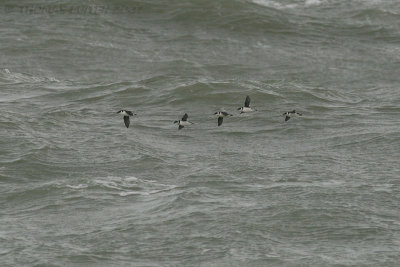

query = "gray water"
[1,0,400,266]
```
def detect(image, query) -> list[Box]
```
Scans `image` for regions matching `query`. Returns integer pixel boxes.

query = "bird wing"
[179,125,184,130]
[244,96,250,107]
[182,113,188,121]
[124,116,130,128]
[285,116,290,122]
[218,117,223,126]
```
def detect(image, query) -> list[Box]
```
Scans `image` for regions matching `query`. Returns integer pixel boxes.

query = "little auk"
[238,95,255,113]
[174,113,193,130]
[214,111,232,126]
[283,110,302,121]
[117,110,136,128]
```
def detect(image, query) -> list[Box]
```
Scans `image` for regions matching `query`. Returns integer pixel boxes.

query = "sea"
[1,0,399,266]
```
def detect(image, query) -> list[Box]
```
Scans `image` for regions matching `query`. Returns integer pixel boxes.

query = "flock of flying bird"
[117,95,302,129]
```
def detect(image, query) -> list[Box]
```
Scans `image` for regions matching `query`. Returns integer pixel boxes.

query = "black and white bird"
[174,113,193,130]
[238,95,255,113]
[283,110,302,121]
[214,111,232,126]
[117,110,136,128]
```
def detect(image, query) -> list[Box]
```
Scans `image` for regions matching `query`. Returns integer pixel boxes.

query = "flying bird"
[174,113,193,130]
[214,111,232,126]
[238,95,255,113]
[117,110,136,128]
[283,110,302,121]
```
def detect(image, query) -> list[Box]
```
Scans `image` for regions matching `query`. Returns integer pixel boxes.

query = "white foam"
[94,179,121,190]
[252,0,324,9]
[1,68,60,83]
[66,184,88,189]
[124,176,139,182]
[119,191,150,196]
[93,176,177,197]
[251,0,298,9]
[305,0,323,6]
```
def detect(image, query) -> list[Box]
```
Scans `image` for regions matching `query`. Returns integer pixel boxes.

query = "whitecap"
[251,0,298,9]
[119,191,150,197]
[93,176,177,197]
[124,176,139,182]
[66,184,88,189]
[305,0,323,6]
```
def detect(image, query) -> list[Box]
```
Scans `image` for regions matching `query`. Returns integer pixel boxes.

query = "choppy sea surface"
[1,0,400,266]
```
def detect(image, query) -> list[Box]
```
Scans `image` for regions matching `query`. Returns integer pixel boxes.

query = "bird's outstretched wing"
[285,116,290,122]
[179,125,184,130]
[124,116,130,128]
[244,96,250,108]
[182,113,188,121]
[218,117,223,126]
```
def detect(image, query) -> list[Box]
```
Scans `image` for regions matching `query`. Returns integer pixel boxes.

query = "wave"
[0,68,60,84]
[79,176,178,197]
[0,69,60,103]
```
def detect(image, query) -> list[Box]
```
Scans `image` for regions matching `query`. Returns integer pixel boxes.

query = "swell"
[98,0,400,39]
[40,78,283,108]
[25,81,136,105]
[0,68,60,85]
[328,132,400,149]
[101,0,295,34]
